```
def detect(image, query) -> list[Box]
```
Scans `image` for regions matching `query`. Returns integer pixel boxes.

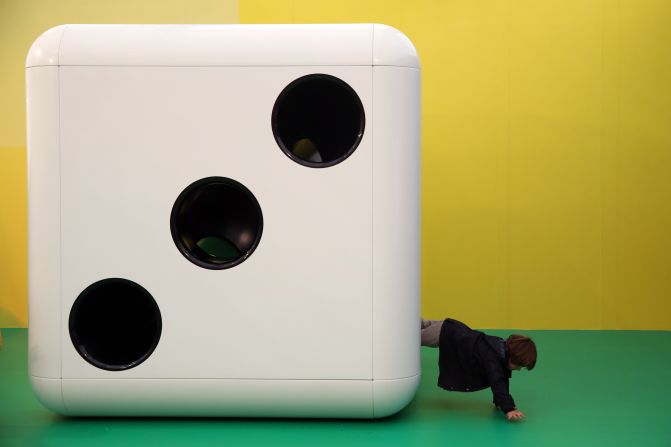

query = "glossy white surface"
[373,375,421,418]
[58,65,373,380]
[30,377,66,414]
[38,376,422,417]
[26,66,62,379]
[56,378,374,417]
[26,25,421,418]
[372,66,422,380]
[373,24,421,68]
[26,24,419,68]
[25,25,66,68]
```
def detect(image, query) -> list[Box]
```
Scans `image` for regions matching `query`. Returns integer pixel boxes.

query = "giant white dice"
[26,24,421,418]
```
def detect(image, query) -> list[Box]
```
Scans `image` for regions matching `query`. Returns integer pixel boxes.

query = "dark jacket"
[438,318,516,414]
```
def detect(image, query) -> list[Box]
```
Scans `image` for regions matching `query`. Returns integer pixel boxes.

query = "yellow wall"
[241,0,671,329]
[0,0,239,327]
[2,0,670,329]
[0,148,27,326]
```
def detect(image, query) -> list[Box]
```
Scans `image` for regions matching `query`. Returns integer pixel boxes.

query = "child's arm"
[483,361,515,412]
[481,347,520,419]
[489,376,517,415]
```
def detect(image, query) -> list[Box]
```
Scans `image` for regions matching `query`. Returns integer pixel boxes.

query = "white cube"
[26,24,421,418]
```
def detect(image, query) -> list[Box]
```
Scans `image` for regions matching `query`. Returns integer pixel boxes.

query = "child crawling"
[421,318,537,421]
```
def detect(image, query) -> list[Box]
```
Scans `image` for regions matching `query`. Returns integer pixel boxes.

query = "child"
[421,318,537,421]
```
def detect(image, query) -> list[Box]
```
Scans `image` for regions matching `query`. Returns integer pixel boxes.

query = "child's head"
[506,334,537,371]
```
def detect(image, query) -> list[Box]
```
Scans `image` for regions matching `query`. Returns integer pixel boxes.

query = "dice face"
[58,65,374,380]
[27,24,420,418]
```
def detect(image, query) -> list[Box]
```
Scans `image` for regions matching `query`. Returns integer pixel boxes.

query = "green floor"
[1,329,670,447]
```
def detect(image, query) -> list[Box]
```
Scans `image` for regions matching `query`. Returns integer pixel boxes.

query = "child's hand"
[506,410,525,421]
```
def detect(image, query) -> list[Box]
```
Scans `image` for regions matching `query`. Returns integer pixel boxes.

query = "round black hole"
[170,176,263,270]
[69,278,162,371]
[272,74,365,168]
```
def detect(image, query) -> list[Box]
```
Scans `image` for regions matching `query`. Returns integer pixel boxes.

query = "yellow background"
[1,0,669,329]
